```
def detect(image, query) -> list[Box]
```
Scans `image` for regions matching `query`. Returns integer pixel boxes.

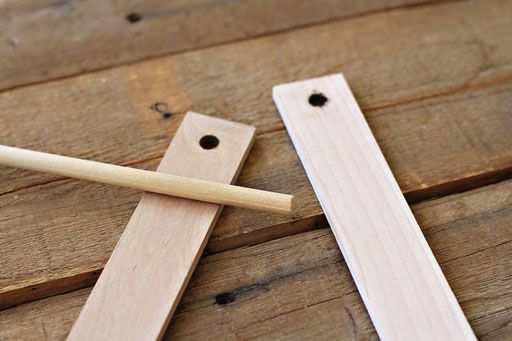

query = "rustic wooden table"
[1,0,511,339]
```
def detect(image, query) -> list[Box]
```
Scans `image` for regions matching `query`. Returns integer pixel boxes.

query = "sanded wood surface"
[68,112,255,340]
[1,0,512,308]
[0,0,430,91]
[1,179,511,340]
[274,74,474,340]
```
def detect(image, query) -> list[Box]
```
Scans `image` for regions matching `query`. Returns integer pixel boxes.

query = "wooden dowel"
[0,145,293,214]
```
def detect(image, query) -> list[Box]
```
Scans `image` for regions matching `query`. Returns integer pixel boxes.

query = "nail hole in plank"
[126,13,142,23]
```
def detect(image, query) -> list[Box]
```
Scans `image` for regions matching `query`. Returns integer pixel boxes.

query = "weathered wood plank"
[0,0,429,91]
[1,0,512,307]
[1,179,511,340]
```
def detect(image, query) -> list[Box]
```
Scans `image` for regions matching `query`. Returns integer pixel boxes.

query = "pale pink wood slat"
[273,74,475,341]
[68,112,255,340]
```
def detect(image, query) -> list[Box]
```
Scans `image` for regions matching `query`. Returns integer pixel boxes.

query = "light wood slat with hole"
[273,74,476,340]
[66,112,255,340]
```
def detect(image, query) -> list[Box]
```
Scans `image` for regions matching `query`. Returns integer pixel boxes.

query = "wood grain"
[68,112,255,340]
[1,179,511,340]
[273,74,475,340]
[1,0,512,307]
[0,0,429,91]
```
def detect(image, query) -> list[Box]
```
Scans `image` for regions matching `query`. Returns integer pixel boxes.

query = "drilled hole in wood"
[126,13,142,23]
[308,93,328,107]
[215,292,236,305]
[199,135,219,150]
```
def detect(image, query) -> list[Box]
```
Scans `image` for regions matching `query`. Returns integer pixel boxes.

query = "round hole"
[199,135,219,150]
[308,93,328,107]
[126,13,142,23]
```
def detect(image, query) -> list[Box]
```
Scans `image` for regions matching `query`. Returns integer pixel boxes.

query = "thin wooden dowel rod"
[0,145,293,214]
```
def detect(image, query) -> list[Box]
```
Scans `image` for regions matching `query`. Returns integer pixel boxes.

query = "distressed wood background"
[0,0,511,339]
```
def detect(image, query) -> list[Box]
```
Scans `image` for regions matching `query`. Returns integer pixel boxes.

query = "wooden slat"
[0,0,429,91]
[273,74,475,340]
[67,112,255,340]
[1,0,512,307]
[1,179,511,340]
